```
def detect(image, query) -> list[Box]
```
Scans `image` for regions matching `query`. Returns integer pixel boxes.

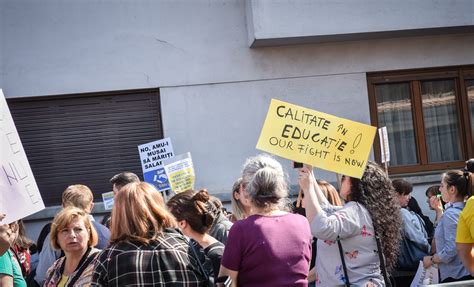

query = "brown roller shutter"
[7,89,162,206]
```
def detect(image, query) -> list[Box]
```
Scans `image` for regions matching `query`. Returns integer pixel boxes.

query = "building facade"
[1,0,474,237]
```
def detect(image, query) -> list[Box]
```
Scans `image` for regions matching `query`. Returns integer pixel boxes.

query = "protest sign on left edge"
[138,137,175,192]
[0,89,45,223]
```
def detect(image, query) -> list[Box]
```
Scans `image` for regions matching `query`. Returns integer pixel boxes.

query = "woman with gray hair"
[219,154,312,286]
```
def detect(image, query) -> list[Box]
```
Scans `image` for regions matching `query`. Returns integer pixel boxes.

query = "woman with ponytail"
[423,170,472,282]
[167,189,225,278]
[219,154,312,287]
[91,182,205,286]
[299,161,402,286]
[456,159,474,275]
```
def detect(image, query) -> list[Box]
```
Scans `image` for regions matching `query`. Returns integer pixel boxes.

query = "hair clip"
[464,170,470,179]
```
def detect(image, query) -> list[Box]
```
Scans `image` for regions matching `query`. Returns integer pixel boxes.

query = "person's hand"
[423,256,433,269]
[0,224,13,242]
[303,163,313,170]
[429,196,443,212]
[0,214,14,245]
[298,167,314,194]
[0,215,14,255]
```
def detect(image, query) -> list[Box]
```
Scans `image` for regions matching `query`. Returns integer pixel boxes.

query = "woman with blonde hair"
[318,180,343,206]
[44,207,99,287]
[228,178,251,223]
[10,220,34,278]
[296,179,343,211]
[91,182,205,286]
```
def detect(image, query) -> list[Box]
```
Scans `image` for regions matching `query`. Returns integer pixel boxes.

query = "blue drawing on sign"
[153,173,168,184]
[144,168,170,192]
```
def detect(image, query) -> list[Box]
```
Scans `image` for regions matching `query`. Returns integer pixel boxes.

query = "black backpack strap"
[375,232,392,287]
[336,236,350,287]
[188,240,213,287]
[10,247,27,277]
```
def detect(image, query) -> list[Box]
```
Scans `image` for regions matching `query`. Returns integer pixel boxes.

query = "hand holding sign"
[298,167,314,193]
[256,99,376,178]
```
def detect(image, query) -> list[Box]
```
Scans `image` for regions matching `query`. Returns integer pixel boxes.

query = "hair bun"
[252,167,278,194]
[192,189,209,203]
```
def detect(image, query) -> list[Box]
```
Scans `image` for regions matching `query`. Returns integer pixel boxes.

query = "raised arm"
[429,196,443,225]
[299,167,323,223]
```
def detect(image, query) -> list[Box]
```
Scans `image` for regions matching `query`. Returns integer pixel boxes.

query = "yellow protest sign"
[256,99,377,178]
[167,169,195,193]
[163,152,195,193]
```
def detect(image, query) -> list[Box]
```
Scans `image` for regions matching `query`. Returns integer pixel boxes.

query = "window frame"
[367,65,474,174]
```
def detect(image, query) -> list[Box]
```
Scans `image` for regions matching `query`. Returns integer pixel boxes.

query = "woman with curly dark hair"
[299,161,402,286]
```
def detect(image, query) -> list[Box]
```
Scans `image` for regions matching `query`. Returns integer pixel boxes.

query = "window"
[8,89,163,206]
[368,66,474,174]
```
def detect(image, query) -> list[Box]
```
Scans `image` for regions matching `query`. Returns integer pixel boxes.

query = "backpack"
[397,212,430,271]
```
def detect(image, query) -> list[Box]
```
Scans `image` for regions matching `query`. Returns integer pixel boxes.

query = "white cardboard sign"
[138,137,174,174]
[0,89,45,223]
[378,126,390,163]
[101,191,114,210]
[410,261,438,286]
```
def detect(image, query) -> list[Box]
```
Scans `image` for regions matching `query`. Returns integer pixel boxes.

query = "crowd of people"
[1,155,474,286]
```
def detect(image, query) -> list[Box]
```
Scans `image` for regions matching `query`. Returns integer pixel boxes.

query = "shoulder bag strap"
[10,247,27,276]
[65,248,95,287]
[336,236,350,287]
[375,232,392,287]
[188,240,212,287]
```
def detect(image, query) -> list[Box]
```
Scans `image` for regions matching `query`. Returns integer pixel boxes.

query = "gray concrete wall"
[161,72,371,198]
[247,0,474,46]
[1,0,474,98]
[1,0,473,239]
